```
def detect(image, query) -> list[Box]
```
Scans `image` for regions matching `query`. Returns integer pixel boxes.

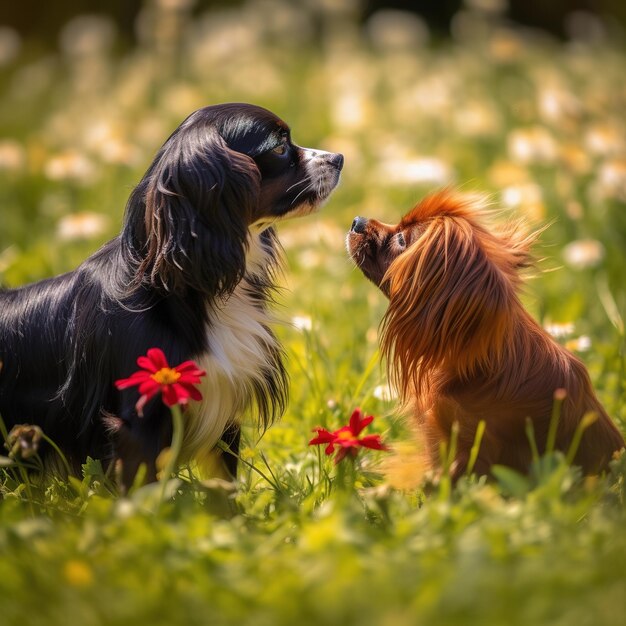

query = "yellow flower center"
[336,430,354,441]
[151,367,181,385]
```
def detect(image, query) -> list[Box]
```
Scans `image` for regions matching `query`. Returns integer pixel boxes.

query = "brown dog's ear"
[380,216,518,400]
[495,219,540,281]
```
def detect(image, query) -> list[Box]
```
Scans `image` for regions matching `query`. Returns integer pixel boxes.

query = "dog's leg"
[450,425,502,482]
[105,410,172,492]
[220,423,241,480]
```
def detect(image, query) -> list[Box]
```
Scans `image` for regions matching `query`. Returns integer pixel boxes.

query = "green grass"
[1,4,626,625]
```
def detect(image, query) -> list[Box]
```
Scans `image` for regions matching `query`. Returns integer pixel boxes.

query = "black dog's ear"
[125,123,260,297]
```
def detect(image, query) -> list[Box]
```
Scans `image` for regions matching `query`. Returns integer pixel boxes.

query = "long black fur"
[0,103,343,486]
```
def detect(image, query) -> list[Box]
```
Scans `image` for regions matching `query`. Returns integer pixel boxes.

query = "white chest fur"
[181,232,281,463]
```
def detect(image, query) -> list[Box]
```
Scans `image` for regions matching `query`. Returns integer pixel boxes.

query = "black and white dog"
[0,103,343,486]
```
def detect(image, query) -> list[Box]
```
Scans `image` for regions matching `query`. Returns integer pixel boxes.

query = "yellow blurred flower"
[84,121,141,166]
[44,151,97,184]
[99,138,141,166]
[331,91,372,132]
[0,140,26,172]
[565,200,584,221]
[454,102,501,137]
[365,327,378,344]
[160,83,203,118]
[373,384,396,402]
[501,183,545,221]
[291,315,313,332]
[57,212,111,241]
[407,76,453,116]
[0,246,17,273]
[559,143,591,175]
[507,126,558,165]
[597,158,626,201]
[538,87,581,125]
[501,182,542,207]
[543,322,575,339]
[584,124,625,157]
[239,447,255,461]
[296,249,323,269]
[487,160,530,187]
[378,156,454,186]
[488,29,525,62]
[134,115,169,150]
[63,560,94,587]
[565,335,592,352]
[381,440,429,491]
[562,239,605,270]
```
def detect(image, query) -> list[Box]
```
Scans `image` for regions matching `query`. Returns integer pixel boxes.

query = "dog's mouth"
[254,148,343,226]
[346,228,367,266]
[346,222,390,295]
[287,149,343,217]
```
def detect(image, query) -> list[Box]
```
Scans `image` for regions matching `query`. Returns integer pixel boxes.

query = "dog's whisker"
[285,176,312,193]
[291,180,317,206]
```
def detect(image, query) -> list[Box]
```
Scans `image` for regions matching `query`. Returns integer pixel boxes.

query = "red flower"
[309,408,389,464]
[115,348,206,415]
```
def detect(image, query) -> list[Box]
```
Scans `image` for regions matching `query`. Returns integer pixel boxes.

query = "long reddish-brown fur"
[352,190,624,479]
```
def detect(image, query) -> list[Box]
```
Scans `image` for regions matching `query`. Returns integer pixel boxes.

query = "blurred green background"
[1,0,625,472]
[1,0,624,370]
[3,0,626,44]
[0,2,625,625]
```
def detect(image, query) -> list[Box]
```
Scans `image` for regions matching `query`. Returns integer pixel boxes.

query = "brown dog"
[347,189,624,479]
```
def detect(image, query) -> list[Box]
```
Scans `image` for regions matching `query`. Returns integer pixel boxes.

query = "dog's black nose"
[351,216,367,234]
[329,153,344,171]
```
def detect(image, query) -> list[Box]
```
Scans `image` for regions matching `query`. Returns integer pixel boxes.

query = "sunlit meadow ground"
[1,2,626,625]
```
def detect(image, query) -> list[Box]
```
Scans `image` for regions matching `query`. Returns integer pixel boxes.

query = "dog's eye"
[272,144,287,155]
[397,232,406,248]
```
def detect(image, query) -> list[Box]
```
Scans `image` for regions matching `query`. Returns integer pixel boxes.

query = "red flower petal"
[146,348,168,370]
[162,385,182,407]
[136,355,160,373]
[171,383,201,404]
[138,379,161,396]
[357,415,374,432]
[181,383,203,402]
[349,408,373,435]
[336,437,360,448]
[135,394,149,417]
[310,410,391,463]
[308,428,335,446]
[178,375,203,386]
[114,370,151,389]
[116,348,206,412]
[172,383,191,399]
[175,361,207,377]
[359,435,389,451]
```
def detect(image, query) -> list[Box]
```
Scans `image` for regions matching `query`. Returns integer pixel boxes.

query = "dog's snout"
[302,148,344,171]
[328,153,344,171]
[351,216,368,234]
